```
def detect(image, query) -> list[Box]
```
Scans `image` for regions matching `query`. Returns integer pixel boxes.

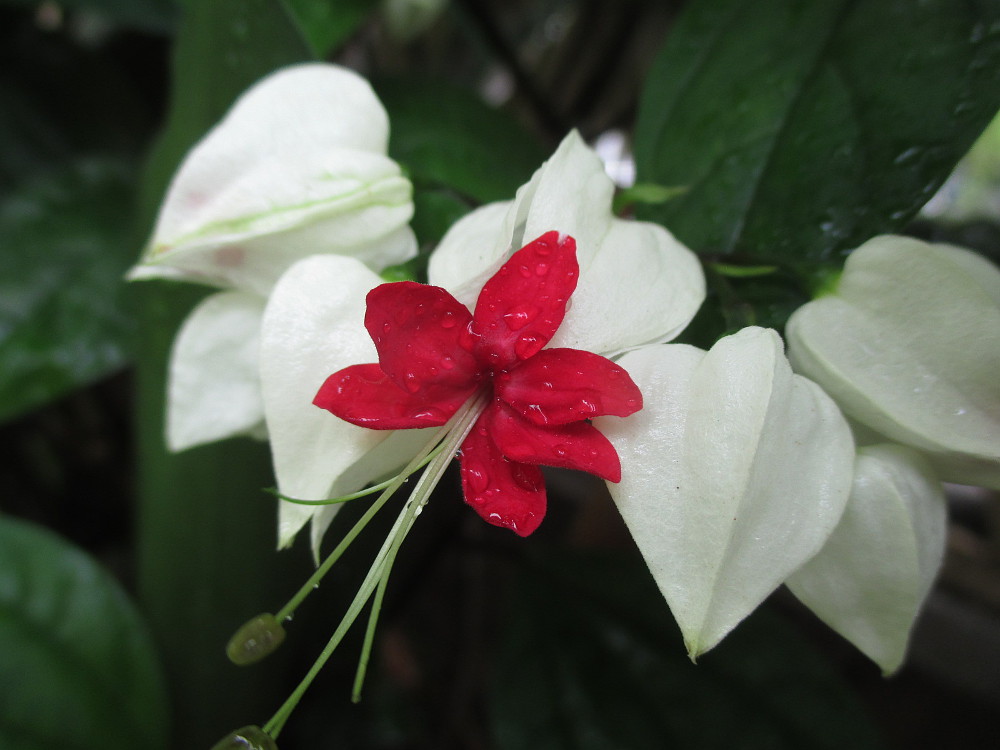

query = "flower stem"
[264,391,488,737]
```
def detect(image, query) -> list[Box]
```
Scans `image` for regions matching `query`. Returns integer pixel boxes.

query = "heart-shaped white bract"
[597,327,855,658]
[428,130,705,356]
[132,63,416,295]
[786,444,946,674]
[786,235,1000,489]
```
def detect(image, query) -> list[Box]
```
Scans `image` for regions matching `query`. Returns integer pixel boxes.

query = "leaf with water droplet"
[635,0,1000,274]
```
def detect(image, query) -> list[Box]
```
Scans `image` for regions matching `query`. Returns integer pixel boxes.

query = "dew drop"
[466,465,489,493]
[535,262,550,276]
[553,444,568,457]
[576,398,598,415]
[535,242,553,256]
[403,372,421,393]
[514,334,544,359]
[411,407,445,422]
[382,322,392,334]
[518,264,532,278]
[440,311,458,328]
[503,303,541,331]
[441,355,455,370]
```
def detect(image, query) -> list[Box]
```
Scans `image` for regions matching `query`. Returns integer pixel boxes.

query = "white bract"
[596,327,855,658]
[786,235,1000,489]
[261,131,861,661]
[786,444,947,674]
[130,63,417,451]
[260,131,705,545]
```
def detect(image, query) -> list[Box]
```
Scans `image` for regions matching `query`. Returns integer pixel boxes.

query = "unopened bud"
[226,613,286,666]
[210,725,277,750]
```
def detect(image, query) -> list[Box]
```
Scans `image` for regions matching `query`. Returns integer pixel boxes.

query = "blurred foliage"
[0,516,168,750]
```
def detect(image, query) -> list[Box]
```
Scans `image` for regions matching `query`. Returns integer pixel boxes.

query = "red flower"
[314,232,642,535]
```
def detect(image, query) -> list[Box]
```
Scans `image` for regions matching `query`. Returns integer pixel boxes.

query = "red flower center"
[314,231,642,535]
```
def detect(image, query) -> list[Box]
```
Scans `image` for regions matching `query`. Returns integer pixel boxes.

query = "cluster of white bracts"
[131,64,999,675]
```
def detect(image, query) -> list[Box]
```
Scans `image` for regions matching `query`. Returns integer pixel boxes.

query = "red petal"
[468,232,578,368]
[365,281,480,394]
[314,363,475,429]
[460,408,546,536]
[487,402,622,482]
[496,348,642,426]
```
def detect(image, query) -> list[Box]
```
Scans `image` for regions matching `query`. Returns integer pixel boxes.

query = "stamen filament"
[264,390,489,738]
[266,446,444,506]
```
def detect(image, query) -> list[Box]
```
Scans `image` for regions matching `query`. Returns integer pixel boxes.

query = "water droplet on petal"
[466,465,489,493]
[382,322,392,334]
[403,372,421,393]
[440,311,457,328]
[441,355,455,370]
[553,444,568,457]
[411,407,445,422]
[576,398,598,415]
[518,264,532,278]
[535,262,549,276]
[503,303,540,331]
[514,334,544,359]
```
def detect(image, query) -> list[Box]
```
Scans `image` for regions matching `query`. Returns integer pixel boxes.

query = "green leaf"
[0,159,136,424]
[377,78,547,204]
[634,0,1000,268]
[492,550,884,750]
[0,516,168,750]
[132,2,314,746]
[284,0,380,57]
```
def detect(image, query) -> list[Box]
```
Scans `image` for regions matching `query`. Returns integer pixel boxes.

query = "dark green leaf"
[132,2,314,747]
[284,0,380,57]
[492,550,883,750]
[377,78,547,204]
[635,0,1000,270]
[0,516,168,750]
[0,159,136,424]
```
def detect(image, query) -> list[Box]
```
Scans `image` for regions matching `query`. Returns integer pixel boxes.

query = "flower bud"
[227,613,286,666]
[210,725,277,750]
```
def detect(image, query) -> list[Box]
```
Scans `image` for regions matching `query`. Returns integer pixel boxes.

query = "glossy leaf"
[0,159,136,424]
[0,516,168,750]
[634,0,1000,268]
[492,551,883,750]
[377,78,547,203]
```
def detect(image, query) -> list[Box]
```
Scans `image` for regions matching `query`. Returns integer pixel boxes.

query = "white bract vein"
[129,63,416,453]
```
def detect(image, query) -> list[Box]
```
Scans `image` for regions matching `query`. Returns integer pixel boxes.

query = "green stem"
[264,391,488,738]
